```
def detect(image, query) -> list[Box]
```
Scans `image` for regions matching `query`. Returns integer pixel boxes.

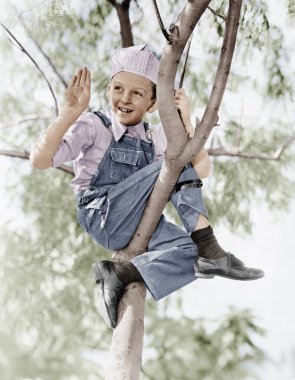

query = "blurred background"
[0,0,294,379]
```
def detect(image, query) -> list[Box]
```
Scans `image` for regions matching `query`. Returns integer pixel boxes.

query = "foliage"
[142,307,264,380]
[0,164,112,379]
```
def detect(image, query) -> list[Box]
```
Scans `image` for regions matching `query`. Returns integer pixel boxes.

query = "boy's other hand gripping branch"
[174,88,194,137]
[174,88,211,179]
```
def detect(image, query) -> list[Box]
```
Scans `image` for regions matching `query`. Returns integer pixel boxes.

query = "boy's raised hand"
[65,67,91,113]
[174,88,194,137]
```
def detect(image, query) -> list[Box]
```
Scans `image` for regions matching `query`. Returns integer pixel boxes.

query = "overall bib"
[76,111,208,301]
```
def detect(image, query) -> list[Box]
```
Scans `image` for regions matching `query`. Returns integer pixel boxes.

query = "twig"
[207,6,227,21]
[0,149,74,175]
[0,23,59,116]
[151,0,170,41]
[274,134,295,159]
[178,34,194,89]
[0,114,52,129]
[210,133,224,149]
[208,134,295,160]
[18,14,68,89]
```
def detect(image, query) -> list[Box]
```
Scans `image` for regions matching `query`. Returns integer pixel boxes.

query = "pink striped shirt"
[52,110,167,192]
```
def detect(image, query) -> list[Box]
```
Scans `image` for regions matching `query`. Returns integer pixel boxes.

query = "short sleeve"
[52,112,99,167]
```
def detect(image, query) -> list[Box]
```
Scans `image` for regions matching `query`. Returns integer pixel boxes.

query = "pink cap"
[111,44,159,84]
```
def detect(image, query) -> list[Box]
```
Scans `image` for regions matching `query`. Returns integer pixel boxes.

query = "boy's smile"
[108,71,156,126]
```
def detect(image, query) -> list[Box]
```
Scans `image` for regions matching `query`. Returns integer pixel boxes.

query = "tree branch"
[207,6,227,21]
[185,0,243,163]
[151,0,170,41]
[18,14,68,89]
[0,150,74,175]
[207,134,295,160]
[0,114,52,129]
[203,0,242,123]
[0,23,59,116]
[107,0,134,47]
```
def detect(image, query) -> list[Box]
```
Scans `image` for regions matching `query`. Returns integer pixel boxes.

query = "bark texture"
[108,1,243,379]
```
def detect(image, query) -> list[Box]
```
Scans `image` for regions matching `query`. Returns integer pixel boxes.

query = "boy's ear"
[147,100,158,114]
[107,83,111,99]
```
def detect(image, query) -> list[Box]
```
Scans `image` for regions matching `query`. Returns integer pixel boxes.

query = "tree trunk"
[108,0,134,47]
[107,1,243,379]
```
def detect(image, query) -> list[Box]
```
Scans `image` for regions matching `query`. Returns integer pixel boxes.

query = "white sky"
[0,0,295,379]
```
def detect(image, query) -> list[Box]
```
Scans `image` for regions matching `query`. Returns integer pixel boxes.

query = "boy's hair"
[111,44,159,85]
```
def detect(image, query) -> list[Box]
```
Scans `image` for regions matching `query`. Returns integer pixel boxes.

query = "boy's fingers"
[68,74,77,88]
[80,67,87,85]
[86,70,91,87]
[175,88,184,94]
[74,68,82,86]
[174,91,185,99]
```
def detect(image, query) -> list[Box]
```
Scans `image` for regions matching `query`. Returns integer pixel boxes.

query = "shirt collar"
[110,110,147,141]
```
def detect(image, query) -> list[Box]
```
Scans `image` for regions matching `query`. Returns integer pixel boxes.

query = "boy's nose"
[121,91,131,103]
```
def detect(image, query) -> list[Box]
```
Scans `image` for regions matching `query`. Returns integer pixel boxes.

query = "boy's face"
[108,72,156,126]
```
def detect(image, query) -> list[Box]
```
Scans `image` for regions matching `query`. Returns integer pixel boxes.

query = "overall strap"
[93,111,112,129]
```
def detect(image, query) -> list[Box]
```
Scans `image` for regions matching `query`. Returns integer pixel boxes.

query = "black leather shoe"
[194,253,264,280]
[92,260,125,328]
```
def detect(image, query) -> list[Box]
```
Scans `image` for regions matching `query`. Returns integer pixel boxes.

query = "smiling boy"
[30,45,264,328]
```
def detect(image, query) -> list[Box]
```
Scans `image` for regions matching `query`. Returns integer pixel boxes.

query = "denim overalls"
[76,111,208,301]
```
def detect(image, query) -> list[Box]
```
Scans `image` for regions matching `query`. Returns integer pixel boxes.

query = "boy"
[30,45,264,328]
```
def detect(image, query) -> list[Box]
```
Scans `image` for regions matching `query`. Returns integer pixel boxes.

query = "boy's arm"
[30,67,91,169]
[174,88,211,179]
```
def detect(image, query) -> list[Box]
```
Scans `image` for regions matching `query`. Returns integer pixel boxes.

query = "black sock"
[113,261,144,284]
[191,225,226,260]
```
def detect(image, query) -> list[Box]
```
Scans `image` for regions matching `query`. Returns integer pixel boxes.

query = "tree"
[0,0,294,379]
[107,1,244,378]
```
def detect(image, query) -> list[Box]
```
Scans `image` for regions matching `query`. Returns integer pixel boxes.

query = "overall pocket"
[110,148,140,181]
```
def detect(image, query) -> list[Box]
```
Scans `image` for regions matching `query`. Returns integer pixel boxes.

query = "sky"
[0,0,295,379]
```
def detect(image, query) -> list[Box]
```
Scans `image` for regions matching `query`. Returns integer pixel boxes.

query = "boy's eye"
[114,86,122,91]
[134,91,143,97]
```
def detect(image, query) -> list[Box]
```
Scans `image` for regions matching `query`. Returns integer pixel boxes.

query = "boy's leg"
[93,214,199,328]
[130,214,198,300]
[170,164,264,280]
